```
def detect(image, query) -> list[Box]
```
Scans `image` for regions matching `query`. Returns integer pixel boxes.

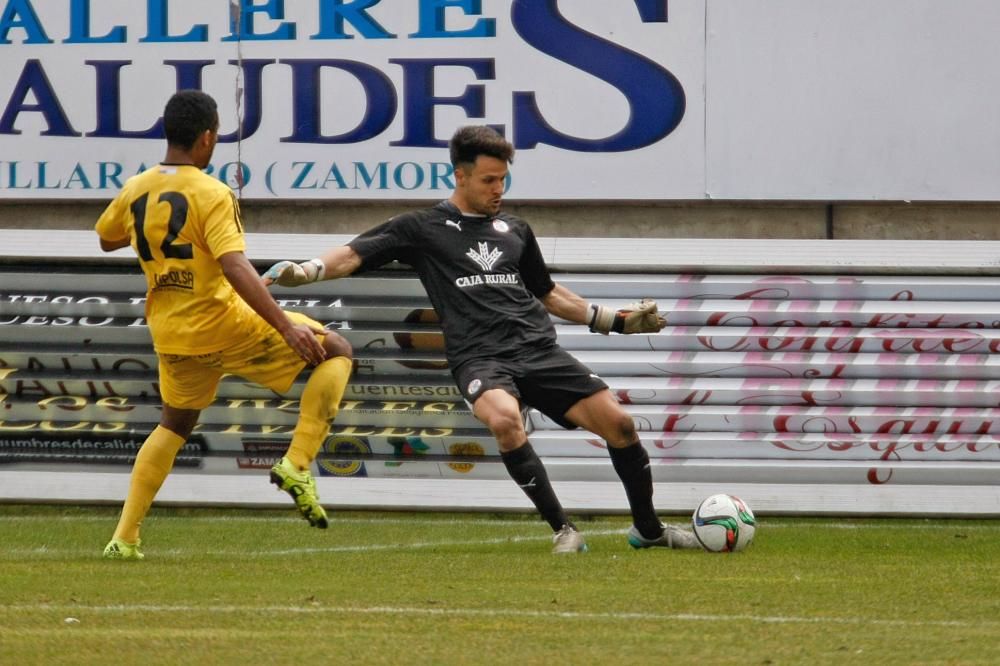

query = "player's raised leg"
[271,331,352,528]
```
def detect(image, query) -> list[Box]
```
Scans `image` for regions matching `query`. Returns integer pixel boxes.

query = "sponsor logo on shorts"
[467,379,482,396]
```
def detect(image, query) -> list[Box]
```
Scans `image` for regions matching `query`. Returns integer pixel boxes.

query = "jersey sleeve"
[518,223,555,298]
[348,215,418,272]
[202,188,246,258]
[94,193,130,243]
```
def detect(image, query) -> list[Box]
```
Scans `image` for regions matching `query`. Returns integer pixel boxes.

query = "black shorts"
[451,345,608,429]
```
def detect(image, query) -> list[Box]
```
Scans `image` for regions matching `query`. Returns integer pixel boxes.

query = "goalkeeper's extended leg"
[104,411,197,559]
[609,440,698,550]
[272,349,352,528]
[566,390,698,549]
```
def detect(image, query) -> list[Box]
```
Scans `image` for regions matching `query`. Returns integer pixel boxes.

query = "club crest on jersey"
[466,242,502,271]
[492,219,509,233]
[467,379,482,396]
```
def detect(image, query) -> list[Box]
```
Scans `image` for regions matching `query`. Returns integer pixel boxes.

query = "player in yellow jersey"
[96,90,353,560]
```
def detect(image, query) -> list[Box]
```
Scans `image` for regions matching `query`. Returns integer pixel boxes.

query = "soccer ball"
[692,493,756,552]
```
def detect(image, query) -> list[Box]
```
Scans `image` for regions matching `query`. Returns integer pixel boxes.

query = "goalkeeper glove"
[262,258,325,286]
[587,298,665,335]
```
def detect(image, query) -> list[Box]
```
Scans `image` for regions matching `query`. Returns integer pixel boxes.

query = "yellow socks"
[111,425,187,544]
[110,355,351,543]
[285,356,352,470]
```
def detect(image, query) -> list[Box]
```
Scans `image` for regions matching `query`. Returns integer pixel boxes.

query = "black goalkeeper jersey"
[348,201,558,366]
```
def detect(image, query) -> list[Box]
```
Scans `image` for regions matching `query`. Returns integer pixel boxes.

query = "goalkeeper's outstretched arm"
[261,246,362,287]
[540,283,666,335]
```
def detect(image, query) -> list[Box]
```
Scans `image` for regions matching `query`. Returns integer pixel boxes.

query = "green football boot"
[270,456,329,528]
[103,538,145,560]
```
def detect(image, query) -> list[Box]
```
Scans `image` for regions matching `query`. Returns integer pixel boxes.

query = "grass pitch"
[0,505,998,665]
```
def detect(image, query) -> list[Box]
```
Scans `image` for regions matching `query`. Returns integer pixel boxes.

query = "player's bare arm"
[219,251,327,365]
[261,245,362,286]
[542,283,666,335]
[539,283,591,324]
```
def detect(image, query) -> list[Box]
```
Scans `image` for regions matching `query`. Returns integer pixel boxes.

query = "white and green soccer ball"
[692,493,756,552]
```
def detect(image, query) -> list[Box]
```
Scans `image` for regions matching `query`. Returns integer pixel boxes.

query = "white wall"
[706,0,1000,200]
[1,0,998,201]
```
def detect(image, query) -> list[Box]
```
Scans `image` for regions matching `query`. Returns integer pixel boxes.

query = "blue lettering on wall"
[0,60,79,136]
[281,59,397,144]
[390,58,493,148]
[65,0,126,44]
[0,0,52,44]
[79,59,273,142]
[321,163,348,189]
[410,0,495,39]
[0,2,684,156]
[65,163,92,189]
[510,0,684,152]
[355,162,388,189]
[140,0,208,43]
[429,162,453,190]
[290,162,316,189]
[5,162,31,188]
[203,161,251,188]
[0,160,495,193]
[311,0,394,40]
[35,162,60,189]
[218,59,273,143]
[162,59,214,90]
[0,0,51,44]
[393,162,425,190]
[87,61,162,139]
[100,162,124,189]
[223,0,295,42]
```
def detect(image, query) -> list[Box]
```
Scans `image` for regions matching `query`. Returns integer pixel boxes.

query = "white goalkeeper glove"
[261,258,326,286]
[587,298,665,335]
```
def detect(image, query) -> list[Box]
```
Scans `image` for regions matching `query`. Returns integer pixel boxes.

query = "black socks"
[608,442,662,540]
[501,440,660,539]
[501,442,569,532]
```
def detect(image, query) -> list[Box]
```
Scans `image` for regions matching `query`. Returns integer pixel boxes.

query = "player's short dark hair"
[449,126,514,168]
[163,90,218,149]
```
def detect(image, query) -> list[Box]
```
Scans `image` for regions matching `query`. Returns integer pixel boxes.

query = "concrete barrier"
[2,231,999,515]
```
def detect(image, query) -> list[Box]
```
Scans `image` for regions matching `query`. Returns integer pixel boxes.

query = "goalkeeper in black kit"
[264,125,698,554]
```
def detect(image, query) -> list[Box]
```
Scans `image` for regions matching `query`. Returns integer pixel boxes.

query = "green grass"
[0,505,998,665]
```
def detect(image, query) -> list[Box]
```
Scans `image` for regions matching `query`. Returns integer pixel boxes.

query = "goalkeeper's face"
[454,156,507,216]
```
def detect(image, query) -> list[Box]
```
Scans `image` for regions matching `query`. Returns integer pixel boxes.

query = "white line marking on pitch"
[0,602,990,629]
[0,515,553,527]
[0,514,997,531]
[0,529,626,558]
[244,528,626,556]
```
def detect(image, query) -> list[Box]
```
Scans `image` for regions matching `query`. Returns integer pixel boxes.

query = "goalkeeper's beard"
[469,198,501,215]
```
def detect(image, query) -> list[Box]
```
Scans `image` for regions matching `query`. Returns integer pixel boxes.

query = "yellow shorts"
[157,311,323,410]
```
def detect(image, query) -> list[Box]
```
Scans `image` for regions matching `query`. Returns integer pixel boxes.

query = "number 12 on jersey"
[130,191,193,262]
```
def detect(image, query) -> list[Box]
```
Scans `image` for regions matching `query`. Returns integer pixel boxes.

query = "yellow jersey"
[95,164,256,355]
